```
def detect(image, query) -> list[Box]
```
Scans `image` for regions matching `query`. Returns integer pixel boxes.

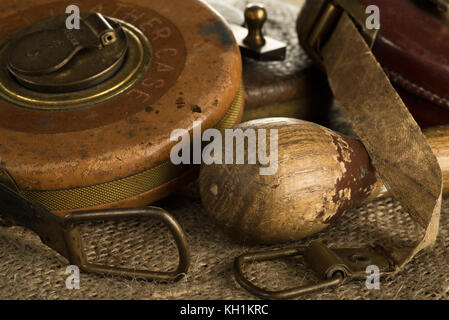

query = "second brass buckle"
[234,241,395,299]
[299,0,379,71]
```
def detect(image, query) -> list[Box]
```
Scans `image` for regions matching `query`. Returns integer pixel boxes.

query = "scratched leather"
[322,13,442,267]
[358,0,449,127]
[215,0,330,110]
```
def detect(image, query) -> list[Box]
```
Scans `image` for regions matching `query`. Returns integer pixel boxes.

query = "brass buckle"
[62,207,190,281]
[234,241,395,299]
[0,183,190,281]
[427,0,449,12]
[299,0,379,71]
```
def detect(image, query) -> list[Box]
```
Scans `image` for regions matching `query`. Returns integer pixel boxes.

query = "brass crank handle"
[7,13,120,76]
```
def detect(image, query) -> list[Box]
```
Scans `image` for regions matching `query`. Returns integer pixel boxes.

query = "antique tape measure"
[0,0,243,216]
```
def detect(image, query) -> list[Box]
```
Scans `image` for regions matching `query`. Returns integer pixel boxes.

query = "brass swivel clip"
[234,241,395,299]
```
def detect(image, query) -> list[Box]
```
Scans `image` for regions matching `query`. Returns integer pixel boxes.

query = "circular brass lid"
[0,15,151,110]
[6,13,129,93]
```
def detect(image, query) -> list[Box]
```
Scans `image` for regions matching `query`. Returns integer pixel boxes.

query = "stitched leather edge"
[385,67,449,110]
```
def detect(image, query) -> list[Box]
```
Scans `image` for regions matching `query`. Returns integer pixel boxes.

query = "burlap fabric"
[1,0,449,300]
[1,180,449,299]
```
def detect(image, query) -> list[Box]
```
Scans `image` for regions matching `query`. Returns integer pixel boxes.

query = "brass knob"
[243,3,267,48]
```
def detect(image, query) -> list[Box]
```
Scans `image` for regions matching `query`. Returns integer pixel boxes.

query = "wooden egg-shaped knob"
[199,118,384,244]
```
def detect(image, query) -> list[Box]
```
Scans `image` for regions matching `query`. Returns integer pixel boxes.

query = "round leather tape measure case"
[0,0,243,216]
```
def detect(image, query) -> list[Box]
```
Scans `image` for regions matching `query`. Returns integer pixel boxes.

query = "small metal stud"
[243,3,267,48]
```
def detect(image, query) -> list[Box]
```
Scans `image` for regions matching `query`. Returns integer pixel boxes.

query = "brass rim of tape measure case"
[19,83,244,212]
[0,18,151,111]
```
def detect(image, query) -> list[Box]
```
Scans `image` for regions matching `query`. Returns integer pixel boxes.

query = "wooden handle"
[377,125,449,198]
[199,118,449,244]
[421,125,449,196]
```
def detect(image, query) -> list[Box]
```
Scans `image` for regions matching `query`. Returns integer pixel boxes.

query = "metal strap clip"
[299,0,379,71]
[427,0,449,12]
[234,241,395,299]
[0,182,190,281]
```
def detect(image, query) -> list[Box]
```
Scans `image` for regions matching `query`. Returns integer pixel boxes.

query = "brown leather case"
[357,0,449,128]
[0,0,243,216]
[210,0,333,122]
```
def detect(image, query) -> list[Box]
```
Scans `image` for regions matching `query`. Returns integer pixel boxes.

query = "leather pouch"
[357,0,449,127]
[209,0,333,122]
[0,0,243,216]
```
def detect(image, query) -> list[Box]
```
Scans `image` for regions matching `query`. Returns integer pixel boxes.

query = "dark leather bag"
[358,0,449,127]
[208,0,333,122]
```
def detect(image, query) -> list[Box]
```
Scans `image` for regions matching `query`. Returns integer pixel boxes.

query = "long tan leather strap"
[322,13,442,268]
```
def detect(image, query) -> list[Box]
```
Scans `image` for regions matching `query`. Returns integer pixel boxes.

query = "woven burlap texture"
[1,0,449,300]
[1,182,449,300]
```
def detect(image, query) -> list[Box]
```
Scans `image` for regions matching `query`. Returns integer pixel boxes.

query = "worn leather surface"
[299,0,442,270]
[0,0,242,214]
[326,14,442,267]
[239,0,329,110]
[358,0,449,127]
[210,0,332,120]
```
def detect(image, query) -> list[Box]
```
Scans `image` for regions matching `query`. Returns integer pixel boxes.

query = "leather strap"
[322,13,442,268]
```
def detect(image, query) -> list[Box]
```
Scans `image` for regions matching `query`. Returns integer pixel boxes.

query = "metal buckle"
[62,207,190,281]
[0,182,190,281]
[427,0,449,12]
[234,241,395,299]
[299,0,379,71]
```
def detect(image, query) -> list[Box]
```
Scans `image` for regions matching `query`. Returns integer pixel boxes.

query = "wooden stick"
[377,125,449,197]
